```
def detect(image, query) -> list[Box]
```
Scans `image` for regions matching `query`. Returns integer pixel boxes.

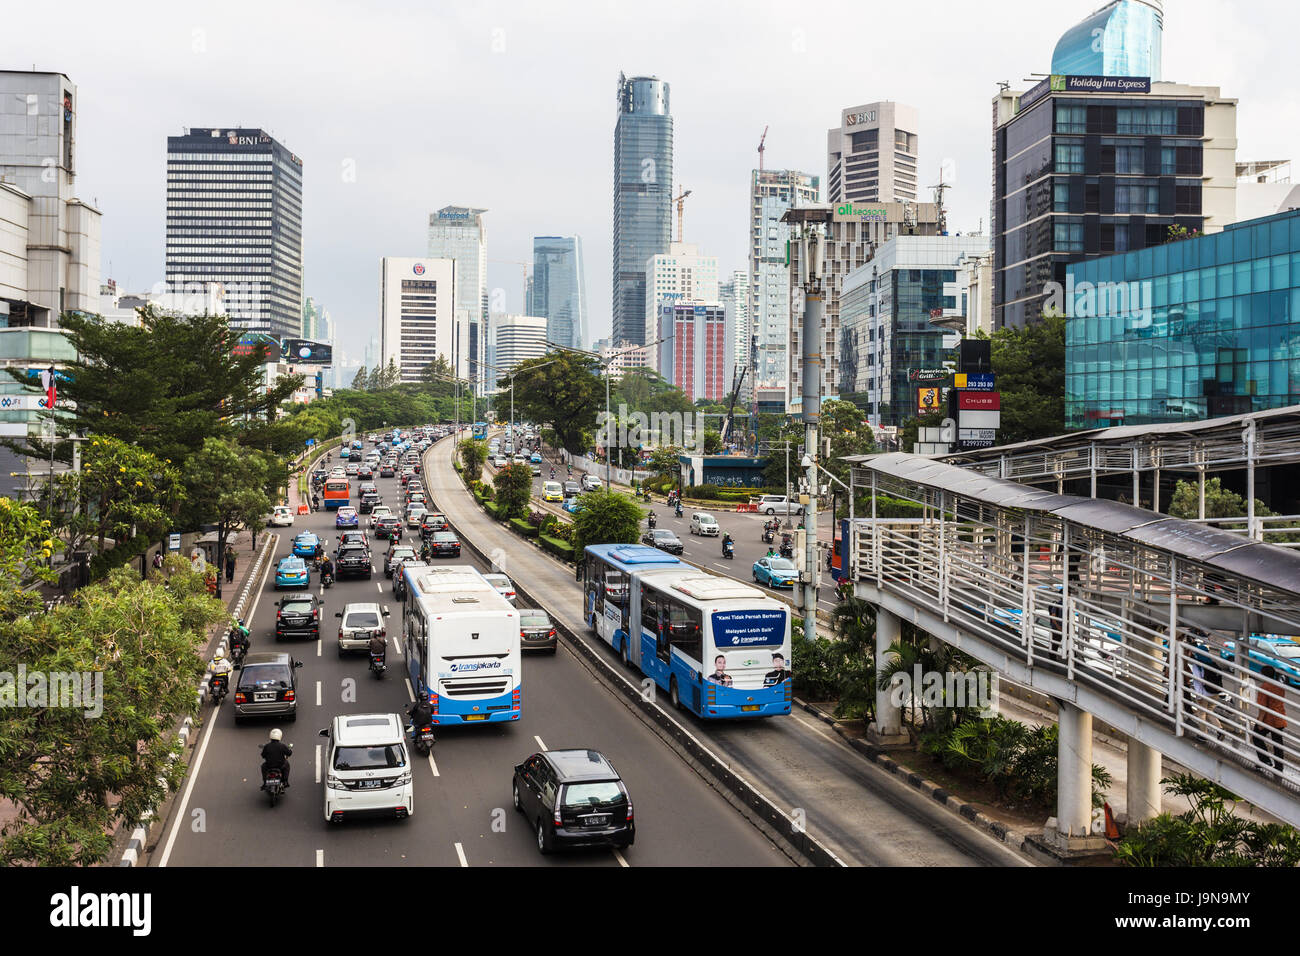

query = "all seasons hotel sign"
[834,203,888,221]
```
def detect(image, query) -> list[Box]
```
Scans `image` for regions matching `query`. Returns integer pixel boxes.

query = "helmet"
[269,728,283,742]
[214,649,225,661]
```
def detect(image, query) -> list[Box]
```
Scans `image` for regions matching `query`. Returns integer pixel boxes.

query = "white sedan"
[268,505,294,527]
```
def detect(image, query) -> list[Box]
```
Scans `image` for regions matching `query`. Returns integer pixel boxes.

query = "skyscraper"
[827,102,919,205]
[1052,0,1163,79]
[613,73,673,348]
[644,241,718,369]
[491,314,548,377]
[428,206,487,388]
[379,257,457,383]
[165,127,303,339]
[720,270,750,396]
[750,169,820,392]
[530,236,588,351]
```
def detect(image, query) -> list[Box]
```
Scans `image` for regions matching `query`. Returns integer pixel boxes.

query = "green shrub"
[509,517,538,537]
[539,534,574,561]
[483,501,506,520]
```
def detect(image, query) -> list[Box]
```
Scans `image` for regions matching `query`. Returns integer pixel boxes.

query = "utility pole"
[783,203,833,642]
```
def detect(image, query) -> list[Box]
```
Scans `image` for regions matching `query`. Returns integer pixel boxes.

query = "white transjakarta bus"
[401,565,521,725]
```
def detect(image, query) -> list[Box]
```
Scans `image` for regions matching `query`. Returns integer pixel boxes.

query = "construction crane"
[757,125,769,173]
[673,187,692,243]
[721,364,749,446]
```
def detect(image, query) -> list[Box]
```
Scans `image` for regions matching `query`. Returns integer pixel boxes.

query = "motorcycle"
[779,534,794,560]
[209,672,229,705]
[647,512,657,530]
[762,527,775,545]
[411,725,436,755]
[674,502,683,519]
[722,538,735,559]
[230,639,248,667]
[262,743,293,807]
[369,651,386,679]
[321,568,334,589]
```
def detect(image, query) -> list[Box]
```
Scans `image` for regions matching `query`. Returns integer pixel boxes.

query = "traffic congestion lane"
[430,434,1032,867]
[157,435,787,868]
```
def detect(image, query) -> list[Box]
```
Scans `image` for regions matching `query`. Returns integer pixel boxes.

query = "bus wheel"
[669,677,681,710]
[621,640,630,668]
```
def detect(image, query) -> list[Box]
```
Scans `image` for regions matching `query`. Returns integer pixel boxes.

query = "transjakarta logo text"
[449,661,502,672]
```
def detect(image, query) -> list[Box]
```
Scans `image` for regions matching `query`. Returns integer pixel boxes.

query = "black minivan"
[512,749,634,855]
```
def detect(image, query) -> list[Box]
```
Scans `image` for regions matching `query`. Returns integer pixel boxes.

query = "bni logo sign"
[412,263,425,276]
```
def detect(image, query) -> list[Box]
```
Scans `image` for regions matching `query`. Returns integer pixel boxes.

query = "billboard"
[916,387,943,413]
[232,333,281,363]
[282,339,333,365]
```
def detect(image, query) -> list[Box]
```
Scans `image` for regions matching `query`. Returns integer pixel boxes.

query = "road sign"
[168,533,181,552]
[304,438,315,447]
[954,373,995,390]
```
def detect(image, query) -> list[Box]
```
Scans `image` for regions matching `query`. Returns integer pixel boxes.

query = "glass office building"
[1052,0,1163,80]
[1066,208,1300,429]
[530,236,588,351]
[612,74,672,348]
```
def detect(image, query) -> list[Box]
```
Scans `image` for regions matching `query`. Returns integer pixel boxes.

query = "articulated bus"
[582,544,792,718]
[401,564,521,725]
[322,476,351,510]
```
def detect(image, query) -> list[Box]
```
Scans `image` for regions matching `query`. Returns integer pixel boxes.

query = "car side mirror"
[335,612,342,618]
[318,728,329,737]
[383,608,391,616]
[293,660,304,668]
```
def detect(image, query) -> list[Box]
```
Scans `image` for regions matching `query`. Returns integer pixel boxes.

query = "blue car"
[335,507,359,529]
[275,555,310,590]
[530,453,542,464]
[753,556,798,589]
[339,448,351,460]
[1221,634,1300,689]
[292,531,320,559]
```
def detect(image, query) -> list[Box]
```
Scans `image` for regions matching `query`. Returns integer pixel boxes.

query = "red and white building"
[656,300,726,402]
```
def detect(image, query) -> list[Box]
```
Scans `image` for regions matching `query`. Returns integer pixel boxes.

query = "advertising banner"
[957,391,1001,411]
[958,409,1001,430]
[916,387,943,413]
[954,373,995,390]
[712,609,787,648]
[281,339,333,365]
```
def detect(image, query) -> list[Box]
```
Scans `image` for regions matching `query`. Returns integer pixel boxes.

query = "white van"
[320,713,413,823]
[690,512,719,536]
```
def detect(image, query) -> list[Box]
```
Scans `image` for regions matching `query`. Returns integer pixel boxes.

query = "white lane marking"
[404,677,415,701]
[376,582,382,592]
[316,849,324,867]
[428,752,439,777]
[612,848,630,867]
[315,744,322,783]
[160,534,277,868]
[534,735,547,751]
[454,842,468,867]
[315,681,321,706]
[316,637,321,657]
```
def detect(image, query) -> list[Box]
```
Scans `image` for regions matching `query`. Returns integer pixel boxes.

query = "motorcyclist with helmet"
[209,648,234,699]
[260,728,292,789]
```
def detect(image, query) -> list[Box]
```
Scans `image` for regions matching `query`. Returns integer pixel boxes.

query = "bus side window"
[640,590,657,635]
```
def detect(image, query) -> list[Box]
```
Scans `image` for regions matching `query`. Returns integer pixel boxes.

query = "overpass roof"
[847,452,1300,595]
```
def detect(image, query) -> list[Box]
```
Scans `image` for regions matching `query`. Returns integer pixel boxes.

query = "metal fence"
[849,466,1300,794]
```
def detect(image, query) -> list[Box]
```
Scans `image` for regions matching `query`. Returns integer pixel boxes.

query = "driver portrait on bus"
[764,653,791,686]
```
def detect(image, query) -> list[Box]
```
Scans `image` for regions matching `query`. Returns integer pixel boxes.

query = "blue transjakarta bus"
[401,564,521,725]
[472,421,488,440]
[582,544,792,718]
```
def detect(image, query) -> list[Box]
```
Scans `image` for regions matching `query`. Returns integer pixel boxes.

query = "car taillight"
[549,629,556,639]
[627,802,634,822]
[338,630,343,641]
[554,807,563,825]
[284,690,295,701]
[234,692,246,703]
[313,609,320,619]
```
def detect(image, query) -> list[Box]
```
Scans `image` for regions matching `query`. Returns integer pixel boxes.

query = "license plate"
[255,692,277,702]
[357,779,382,789]
[354,630,371,640]
[741,705,760,712]
[462,714,487,721]
[581,814,610,827]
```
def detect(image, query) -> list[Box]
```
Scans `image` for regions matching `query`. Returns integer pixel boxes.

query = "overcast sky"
[12,0,1299,361]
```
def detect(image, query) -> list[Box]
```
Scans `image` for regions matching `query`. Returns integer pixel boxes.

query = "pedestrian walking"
[1254,664,1288,771]
[152,550,164,571]
[224,545,237,584]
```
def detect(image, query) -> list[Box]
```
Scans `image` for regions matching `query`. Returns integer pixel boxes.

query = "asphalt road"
[490,438,841,616]
[153,436,789,868]
[447,432,1031,867]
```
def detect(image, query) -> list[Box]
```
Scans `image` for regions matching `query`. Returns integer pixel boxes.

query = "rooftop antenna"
[930,166,949,236]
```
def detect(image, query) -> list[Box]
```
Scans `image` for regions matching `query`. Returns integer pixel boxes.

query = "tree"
[3,308,301,471]
[182,437,273,599]
[44,436,183,557]
[366,366,381,391]
[494,462,535,519]
[351,365,368,391]
[0,558,227,865]
[0,497,57,619]
[381,358,402,390]
[647,446,681,478]
[511,351,603,454]
[1168,477,1265,520]
[825,586,878,720]
[459,438,487,481]
[818,399,877,485]
[702,429,723,454]
[988,312,1066,445]
[570,488,645,554]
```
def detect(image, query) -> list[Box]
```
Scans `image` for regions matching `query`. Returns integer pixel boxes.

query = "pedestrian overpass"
[843,452,1300,849]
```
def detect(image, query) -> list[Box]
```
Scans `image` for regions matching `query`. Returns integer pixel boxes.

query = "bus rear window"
[325,480,348,492]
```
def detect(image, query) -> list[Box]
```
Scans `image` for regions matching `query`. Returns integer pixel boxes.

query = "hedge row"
[539,534,574,561]
[684,484,770,501]
[509,517,538,537]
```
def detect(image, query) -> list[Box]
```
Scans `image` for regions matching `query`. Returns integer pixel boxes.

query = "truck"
[752,494,804,516]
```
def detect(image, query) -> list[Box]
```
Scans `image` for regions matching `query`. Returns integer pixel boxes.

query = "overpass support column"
[867,608,909,749]
[1039,702,1108,858]
[1126,742,1162,826]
